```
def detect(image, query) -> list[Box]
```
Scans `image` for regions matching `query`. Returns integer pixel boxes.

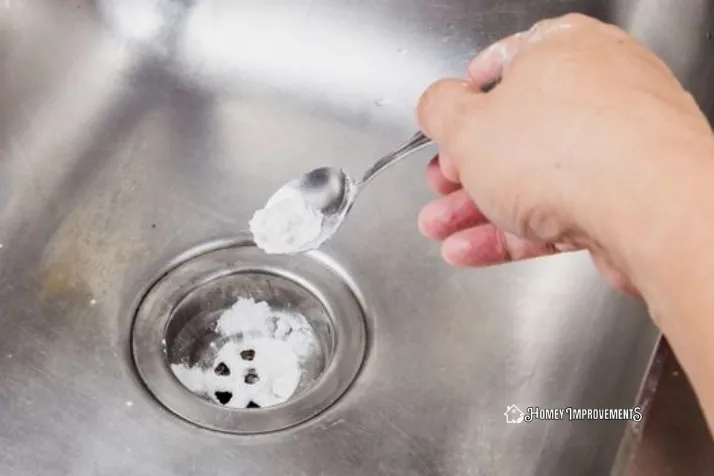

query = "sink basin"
[0,1,712,475]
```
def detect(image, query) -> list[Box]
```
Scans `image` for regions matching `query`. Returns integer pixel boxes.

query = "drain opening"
[132,240,366,434]
[214,391,232,405]
[167,283,327,410]
[244,369,259,385]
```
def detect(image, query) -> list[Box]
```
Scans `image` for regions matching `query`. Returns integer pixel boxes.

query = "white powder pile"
[216,298,273,336]
[249,186,324,254]
[216,298,316,359]
[171,297,317,409]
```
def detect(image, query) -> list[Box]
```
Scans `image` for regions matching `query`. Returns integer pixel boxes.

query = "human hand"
[416,13,712,294]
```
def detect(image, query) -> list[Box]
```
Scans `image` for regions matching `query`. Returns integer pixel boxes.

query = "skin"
[416,13,714,432]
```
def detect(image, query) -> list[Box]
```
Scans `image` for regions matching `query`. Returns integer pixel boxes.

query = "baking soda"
[249,187,324,254]
[216,297,273,336]
[170,297,317,409]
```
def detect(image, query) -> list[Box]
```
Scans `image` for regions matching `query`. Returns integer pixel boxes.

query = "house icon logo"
[505,404,525,424]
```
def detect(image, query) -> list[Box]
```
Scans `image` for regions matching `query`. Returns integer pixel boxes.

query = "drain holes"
[212,392,261,408]
[244,369,259,385]
[240,349,255,361]
[214,391,232,405]
[214,362,230,376]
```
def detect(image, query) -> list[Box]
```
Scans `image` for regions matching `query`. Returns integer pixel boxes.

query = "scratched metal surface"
[0,1,712,475]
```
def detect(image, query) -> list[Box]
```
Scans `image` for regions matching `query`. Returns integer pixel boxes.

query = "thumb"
[417,78,486,146]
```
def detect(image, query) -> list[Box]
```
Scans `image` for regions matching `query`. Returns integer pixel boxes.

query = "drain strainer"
[131,237,367,434]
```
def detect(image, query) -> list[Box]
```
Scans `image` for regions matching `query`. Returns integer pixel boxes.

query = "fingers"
[467,14,588,88]
[437,151,460,183]
[417,78,485,144]
[417,14,592,269]
[467,34,524,88]
[442,226,558,267]
[420,14,593,144]
[418,189,487,240]
[426,155,460,194]
[417,185,561,266]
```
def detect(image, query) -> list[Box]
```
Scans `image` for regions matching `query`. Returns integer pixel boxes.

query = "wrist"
[608,135,714,319]
[602,134,714,426]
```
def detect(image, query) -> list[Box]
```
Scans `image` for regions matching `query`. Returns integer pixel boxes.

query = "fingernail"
[479,40,511,63]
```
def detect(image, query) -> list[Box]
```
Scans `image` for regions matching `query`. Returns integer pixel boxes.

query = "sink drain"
[131,237,367,434]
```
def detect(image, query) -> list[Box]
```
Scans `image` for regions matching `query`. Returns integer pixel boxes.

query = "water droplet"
[374,97,392,107]
[126,400,134,407]
[90,299,97,305]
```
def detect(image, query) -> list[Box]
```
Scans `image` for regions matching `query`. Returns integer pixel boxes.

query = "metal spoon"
[263,131,433,252]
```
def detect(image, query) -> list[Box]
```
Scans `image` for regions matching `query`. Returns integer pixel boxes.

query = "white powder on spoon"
[249,186,324,254]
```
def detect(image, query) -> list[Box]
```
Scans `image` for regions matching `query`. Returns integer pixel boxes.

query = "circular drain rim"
[131,236,367,434]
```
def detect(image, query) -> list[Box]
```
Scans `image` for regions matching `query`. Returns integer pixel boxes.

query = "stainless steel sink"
[0,1,712,475]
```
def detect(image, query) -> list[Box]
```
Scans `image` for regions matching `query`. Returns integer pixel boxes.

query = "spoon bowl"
[252,132,432,253]
[270,167,357,252]
[296,166,355,216]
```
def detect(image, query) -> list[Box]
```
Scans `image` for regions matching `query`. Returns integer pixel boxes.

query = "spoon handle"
[359,131,433,187]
